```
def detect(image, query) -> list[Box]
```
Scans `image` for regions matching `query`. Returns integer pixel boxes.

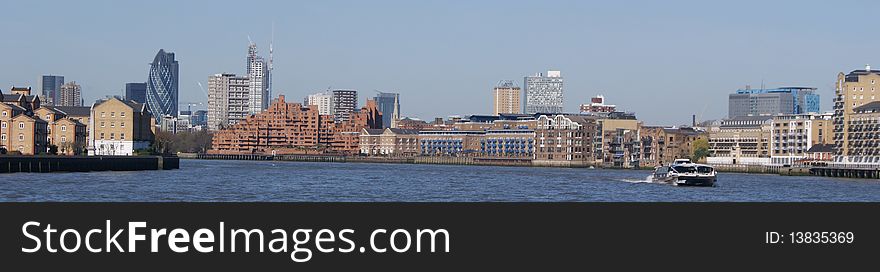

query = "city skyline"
[4,0,880,125]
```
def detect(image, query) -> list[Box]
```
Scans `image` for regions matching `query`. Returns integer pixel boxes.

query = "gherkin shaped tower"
[146,49,179,124]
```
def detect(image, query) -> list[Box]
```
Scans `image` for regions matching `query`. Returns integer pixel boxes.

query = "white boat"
[652,159,717,186]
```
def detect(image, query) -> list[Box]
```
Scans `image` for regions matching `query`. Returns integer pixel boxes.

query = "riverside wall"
[0,156,179,173]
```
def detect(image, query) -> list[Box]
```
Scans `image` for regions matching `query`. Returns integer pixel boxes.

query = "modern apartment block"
[524,71,563,114]
[769,113,833,165]
[306,92,334,116]
[374,91,400,128]
[210,95,382,155]
[842,102,880,161]
[88,97,155,156]
[207,73,250,131]
[833,65,880,156]
[41,75,64,106]
[332,89,358,122]
[125,82,147,104]
[58,81,82,107]
[492,80,521,115]
[146,49,179,124]
[580,95,617,114]
[246,43,270,114]
[728,87,820,118]
[707,116,774,165]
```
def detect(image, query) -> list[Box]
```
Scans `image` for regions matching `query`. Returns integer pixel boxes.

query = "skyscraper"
[207,73,250,131]
[247,43,269,114]
[41,75,64,106]
[492,80,521,115]
[306,92,334,115]
[58,81,82,107]
[524,70,564,114]
[374,92,399,128]
[332,89,358,122]
[146,49,179,124]
[125,82,147,104]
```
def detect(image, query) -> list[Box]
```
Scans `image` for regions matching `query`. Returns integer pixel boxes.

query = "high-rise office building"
[833,65,880,156]
[192,110,208,127]
[332,90,358,122]
[146,49,179,124]
[41,75,64,106]
[125,82,147,104]
[728,87,820,118]
[58,81,82,107]
[247,43,269,114]
[524,70,564,114]
[207,73,250,131]
[306,92,334,116]
[374,92,399,128]
[492,80,521,115]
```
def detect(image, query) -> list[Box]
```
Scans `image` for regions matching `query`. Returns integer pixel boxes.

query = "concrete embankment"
[0,156,179,173]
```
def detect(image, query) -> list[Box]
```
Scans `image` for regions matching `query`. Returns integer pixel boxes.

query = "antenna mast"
[268,22,275,100]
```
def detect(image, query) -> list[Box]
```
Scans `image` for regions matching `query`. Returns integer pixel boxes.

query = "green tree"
[692,138,710,162]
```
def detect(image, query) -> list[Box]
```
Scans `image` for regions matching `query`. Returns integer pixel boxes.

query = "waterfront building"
[596,118,642,167]
[0,91,49,155]
[769,113,833,165]
[359,128,420,156]
[58,81,82,107]
[34,107,87,155]
[332,89,358,122]
[842,102,880,161]
[833,65,880,157]
[207,73,250,131]
[805,144,834,162]
[480,129,535,159]
[706,116,773,165]
[247,42,270,114]
[41,75,64,106]
[418,130,485,156]
[493,80,521,115]
[88,97,155,156]
[146,49,179,124]
[125,82,147,104]
[640,127,707,166]
[2,87,41,112]
[374,91,400,128]
[534,115,597,163]
[210,95,382,155]
[579,95,617,114]
[728,87,820,118]
[306,92,334,115]
[524,71,564,114]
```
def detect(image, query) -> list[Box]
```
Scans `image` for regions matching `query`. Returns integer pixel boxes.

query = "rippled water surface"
[1,159,879,201]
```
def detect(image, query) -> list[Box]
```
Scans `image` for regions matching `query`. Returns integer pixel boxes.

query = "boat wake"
[619,175,657,184]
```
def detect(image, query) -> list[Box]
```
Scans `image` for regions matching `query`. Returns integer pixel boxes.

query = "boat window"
[672,166,696,173]
[696,166,713,174]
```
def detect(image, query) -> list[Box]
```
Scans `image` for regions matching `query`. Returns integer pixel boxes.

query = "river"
[1,159,879,201]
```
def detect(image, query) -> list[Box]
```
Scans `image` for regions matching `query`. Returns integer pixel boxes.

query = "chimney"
[692,115,696,127]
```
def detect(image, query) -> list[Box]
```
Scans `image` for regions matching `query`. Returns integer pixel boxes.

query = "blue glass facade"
[480,131,535,157]
[147,49,179,124]
[734,87,820,115]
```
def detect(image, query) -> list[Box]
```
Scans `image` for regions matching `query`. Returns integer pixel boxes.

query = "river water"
[1,159,879,201]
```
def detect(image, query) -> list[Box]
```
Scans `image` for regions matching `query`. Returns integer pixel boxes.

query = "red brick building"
[210,95,381,155]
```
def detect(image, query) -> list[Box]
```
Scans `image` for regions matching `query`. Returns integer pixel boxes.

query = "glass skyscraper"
[41,75,64,106]
[728,87,820,118]
[125,82,147,104]
[146,49,179,124]
[374,92,399,128]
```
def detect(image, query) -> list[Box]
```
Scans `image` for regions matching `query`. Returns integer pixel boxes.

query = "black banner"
[1,203,876,270]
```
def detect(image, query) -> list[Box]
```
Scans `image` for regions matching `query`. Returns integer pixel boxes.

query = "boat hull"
[674,176,716,187]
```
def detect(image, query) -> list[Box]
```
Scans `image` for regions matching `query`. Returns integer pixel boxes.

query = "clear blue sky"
[3,0,879,125]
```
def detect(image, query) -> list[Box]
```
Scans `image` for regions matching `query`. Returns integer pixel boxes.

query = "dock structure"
[0,156,179,173]
[810,167,880,179]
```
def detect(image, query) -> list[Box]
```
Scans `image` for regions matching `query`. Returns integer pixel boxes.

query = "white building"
[207,73,250,131]
[306,92,334,115]
[247,42,269,114]
[524,70,564,114]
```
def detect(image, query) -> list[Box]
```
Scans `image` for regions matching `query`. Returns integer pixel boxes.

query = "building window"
[18,134,24,141]
[1,134,5,141]
[19,122,24,129]
[101,112,105,118]
[110,133,115,140]
[1,122,5,129]
[121,133,125,140]
[101,122,105,128]
[100,133,104,140]
[121,122,125,128]
[111,112,115,118]
[61,125,66,132]
[121,112,125,118]
[1,111,6,117]
[111,122,115,128]
[45,114,50,120]
[61,136,66,143]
